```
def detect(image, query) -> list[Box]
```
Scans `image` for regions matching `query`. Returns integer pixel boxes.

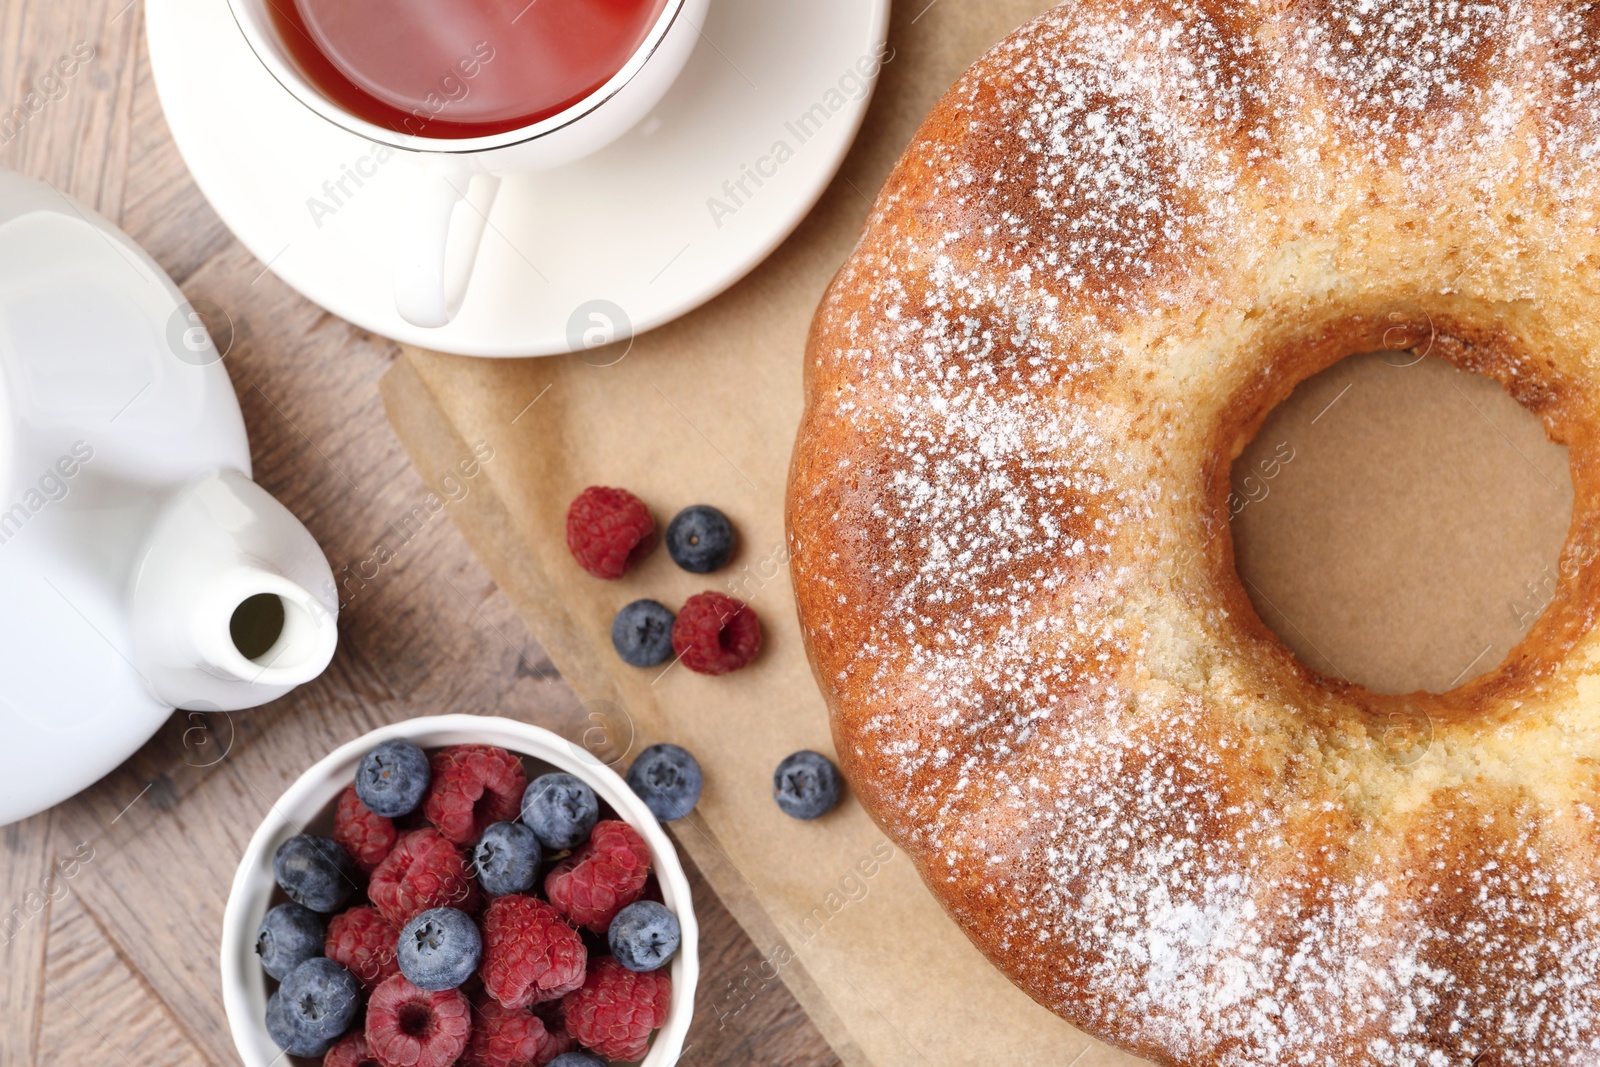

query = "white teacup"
[225,0,707,328]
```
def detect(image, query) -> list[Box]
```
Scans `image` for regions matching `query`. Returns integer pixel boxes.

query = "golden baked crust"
[787,2,1600,1064]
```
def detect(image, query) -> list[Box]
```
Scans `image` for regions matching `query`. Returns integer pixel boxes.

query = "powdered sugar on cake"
[789,1,1600,1064]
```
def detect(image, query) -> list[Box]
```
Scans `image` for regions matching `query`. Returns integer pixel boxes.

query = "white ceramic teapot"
[0,170,338,826]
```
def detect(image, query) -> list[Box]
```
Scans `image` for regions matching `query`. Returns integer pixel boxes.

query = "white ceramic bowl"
[220,714,699,1065]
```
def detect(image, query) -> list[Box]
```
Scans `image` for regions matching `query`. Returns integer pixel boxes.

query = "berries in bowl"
[220,715,697,1067]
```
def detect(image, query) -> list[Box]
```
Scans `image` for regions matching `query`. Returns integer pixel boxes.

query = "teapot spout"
[130,469,338,710]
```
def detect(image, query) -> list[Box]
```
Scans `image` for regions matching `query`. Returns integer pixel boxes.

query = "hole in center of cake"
[1229,350,1573,695]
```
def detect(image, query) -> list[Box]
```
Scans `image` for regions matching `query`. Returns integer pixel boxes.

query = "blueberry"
[274,957,360,1047]
[472,821,542,896]
[397,907,482,991]
[608,900,682,972]
[626,743,702,821]
[272,835,355,913]
[521,773,599,851]
[255,902,326,981]
[548,1054,608,1067]
[773,751,843,820]
[664,505,735,573]
[611,599,676,667]
[355,738,432,817]
[265,990,334,1058]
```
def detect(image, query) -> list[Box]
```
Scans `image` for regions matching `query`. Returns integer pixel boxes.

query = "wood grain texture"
[0,810,56,1065]
[0,0,842,1063]
[38,892,211,1067]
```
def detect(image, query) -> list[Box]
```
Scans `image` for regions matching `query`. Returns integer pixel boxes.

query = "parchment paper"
[379,2,1574,1063]
[1232,351,1571,696]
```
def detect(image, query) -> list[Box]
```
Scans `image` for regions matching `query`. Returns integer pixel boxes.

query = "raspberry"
[530,1004,578,1065]
[566,486,654,579]
[481,895,587,1009]
[424,745,528,847]
[324,1032,384,1067]
[671,591,761,674]
[460,994,548,1067]
[535,1029,577,1064]
[334,785,398,873]
[325,906,400,992]
[544,820,651,933]
[366,974,471,1067]
[561,957,672,1061]
[369,828,480,927]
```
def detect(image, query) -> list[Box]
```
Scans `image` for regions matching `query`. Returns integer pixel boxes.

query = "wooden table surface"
[0,1,840,1063]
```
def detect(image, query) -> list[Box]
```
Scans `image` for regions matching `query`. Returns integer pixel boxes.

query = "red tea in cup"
[269,0,671,138]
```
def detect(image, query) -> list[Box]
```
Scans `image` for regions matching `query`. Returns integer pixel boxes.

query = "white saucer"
[145,0,890,357]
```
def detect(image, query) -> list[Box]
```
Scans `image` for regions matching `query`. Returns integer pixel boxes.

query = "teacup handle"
[393,157,501,328]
